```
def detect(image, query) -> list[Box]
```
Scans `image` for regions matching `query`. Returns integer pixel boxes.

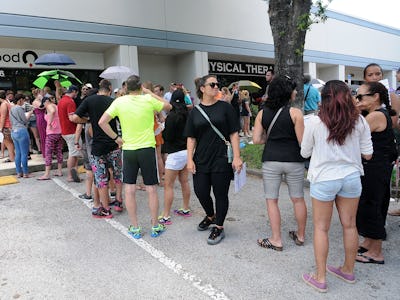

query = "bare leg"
[162,169,179,217]
[98,186,110,210]
[312,198,334,284]
[266,199,282,247]
[335,195,360,274]
[67,156,78,180]
[147,185,159,226]
[291,197,307,242]
[125,183,138,227]
[85,170,94,196]
[178,167,191,210]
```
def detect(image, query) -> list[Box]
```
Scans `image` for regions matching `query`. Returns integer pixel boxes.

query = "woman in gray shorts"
[253,75,307,251]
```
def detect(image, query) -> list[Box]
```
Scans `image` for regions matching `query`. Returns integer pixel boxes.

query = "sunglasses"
[355,93,374,101]
[205,82,220,88]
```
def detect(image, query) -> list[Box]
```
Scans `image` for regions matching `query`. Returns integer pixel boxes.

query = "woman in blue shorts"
[300,80,373,293]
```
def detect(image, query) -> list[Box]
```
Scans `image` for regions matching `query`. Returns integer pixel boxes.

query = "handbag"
[195,105,233,163]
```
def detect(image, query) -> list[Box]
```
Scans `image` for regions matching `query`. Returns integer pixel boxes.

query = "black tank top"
[261,106,304,162]
[363,108,396,165]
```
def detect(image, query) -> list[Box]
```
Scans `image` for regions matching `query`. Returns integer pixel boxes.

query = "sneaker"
[197,216,215,231]
[92,207,101,214]
[158,216,172,225]
[92,207,113,219]
[174,208,192,217]
[207,227,225,245]
[151,224,166,237]
[326,265,355,284]
[128,225,142,239]
[79,193,92,200]
[109,200,123,212]
[302,273,327,293]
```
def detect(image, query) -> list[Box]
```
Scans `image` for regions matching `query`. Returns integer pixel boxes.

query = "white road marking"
[53,178,230,300]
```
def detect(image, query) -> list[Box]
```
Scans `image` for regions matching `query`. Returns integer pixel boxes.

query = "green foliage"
[241,144,264,169]
[297,13,312,31]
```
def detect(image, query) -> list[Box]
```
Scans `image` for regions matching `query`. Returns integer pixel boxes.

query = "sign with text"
[209,60,274,76]
[0,48,104,69]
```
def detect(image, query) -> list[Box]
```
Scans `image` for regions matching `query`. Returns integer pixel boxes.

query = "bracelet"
[113,135,119,140]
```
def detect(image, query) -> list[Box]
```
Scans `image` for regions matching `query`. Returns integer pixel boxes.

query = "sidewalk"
[0,153,68,177]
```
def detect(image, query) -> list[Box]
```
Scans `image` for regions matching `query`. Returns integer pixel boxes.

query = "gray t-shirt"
[10,105,28,130]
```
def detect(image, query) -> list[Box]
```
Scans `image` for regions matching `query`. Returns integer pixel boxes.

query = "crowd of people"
[1,63,400,293]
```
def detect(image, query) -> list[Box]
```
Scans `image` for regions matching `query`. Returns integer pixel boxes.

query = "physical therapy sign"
[209,60,274,76]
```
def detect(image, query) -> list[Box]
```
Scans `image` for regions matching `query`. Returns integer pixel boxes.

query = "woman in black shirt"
[185,75,242,245]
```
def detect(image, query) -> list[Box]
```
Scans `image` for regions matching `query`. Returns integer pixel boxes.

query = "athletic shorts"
[165,150,187,171]
[262,161,304,199]
[91,148,122,188]
[122,147,158,185]
[62,134,82,157]
[310,172,361,202]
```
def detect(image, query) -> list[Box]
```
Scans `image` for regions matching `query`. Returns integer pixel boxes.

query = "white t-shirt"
[301,115,373,183]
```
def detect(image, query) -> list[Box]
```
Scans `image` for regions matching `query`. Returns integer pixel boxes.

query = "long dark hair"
[319,80,359,145]
[169,89,188,122]
[264,76,296,110]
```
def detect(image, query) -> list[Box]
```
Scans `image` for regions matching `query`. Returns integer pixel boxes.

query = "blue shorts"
[310,172,361,201]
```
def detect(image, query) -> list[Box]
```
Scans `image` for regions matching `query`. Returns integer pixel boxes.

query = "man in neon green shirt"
[99,75,172,238]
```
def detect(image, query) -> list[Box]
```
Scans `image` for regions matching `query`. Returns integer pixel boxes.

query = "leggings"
[45,134,63,166]
[193,172,232,227]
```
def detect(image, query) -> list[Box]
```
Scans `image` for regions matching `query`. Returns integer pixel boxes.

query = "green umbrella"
[33,69,82,89]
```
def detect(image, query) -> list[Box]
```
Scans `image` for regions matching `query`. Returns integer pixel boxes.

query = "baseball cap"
[84,83,93,89]
[66,85,78,93]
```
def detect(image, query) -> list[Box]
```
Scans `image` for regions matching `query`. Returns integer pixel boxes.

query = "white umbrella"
[99,66,137,80]
[310,78,325,89]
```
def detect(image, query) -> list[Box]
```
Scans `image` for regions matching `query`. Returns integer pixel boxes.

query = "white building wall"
[3,0,398,64]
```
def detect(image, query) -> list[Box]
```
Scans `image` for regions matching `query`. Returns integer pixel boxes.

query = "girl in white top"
[300,80,373,293]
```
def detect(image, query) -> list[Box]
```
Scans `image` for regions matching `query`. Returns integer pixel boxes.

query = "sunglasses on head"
[355,93,374,101]
[206,82,220,88]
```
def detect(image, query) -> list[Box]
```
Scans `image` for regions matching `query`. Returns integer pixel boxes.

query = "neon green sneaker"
[151,224,165,237]
[128,225,142,239]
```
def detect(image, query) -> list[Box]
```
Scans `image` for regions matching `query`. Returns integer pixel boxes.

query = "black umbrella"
[34,53,76,66]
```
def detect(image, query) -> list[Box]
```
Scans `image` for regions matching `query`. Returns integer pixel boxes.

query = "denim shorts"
[310,172,361,201]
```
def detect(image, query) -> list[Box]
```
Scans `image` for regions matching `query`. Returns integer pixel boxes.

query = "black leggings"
[193,172,232,227]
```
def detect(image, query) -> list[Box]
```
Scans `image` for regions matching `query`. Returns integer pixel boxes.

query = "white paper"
[0,132,3,143]
[234,162,247,193]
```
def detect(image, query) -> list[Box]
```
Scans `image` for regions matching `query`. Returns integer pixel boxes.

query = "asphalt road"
[1,170,399,299]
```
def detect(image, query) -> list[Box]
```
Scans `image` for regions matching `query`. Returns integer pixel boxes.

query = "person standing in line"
[9,94,34,177]
[259,69,275,111]
[355,81,397,265]
[184,75,243,245]
[303,74,321,115]
[0,90,16,162]
[158,89,191,225]
[36,95,63,180]
[99,75,172,236]
[300,80,373,293]
[252,75,306,251]
[72,79,123,219]
[57,85,81,182]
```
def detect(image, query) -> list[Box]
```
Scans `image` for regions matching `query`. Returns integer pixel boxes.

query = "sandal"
[257,238,283,251]
[289,231,304,246]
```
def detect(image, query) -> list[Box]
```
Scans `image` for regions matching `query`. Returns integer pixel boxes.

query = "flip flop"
[37,176,50,181]
[257,238,283,251]
[356,254,384,264]
[53,173,63,177]
[289,231,304,246]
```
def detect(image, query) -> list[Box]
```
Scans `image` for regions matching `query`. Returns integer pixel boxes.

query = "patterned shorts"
[91,148,122,188]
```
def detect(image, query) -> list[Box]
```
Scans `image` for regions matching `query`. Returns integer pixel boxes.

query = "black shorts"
[122,147,159,185]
